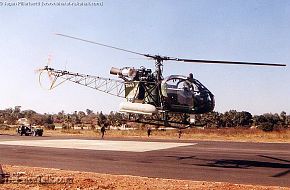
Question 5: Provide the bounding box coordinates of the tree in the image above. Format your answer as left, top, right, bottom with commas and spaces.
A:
30, 113, 46, 125
235, 111, 252, 127
45, 114, 54, 124
86, 109, 93, 115
253, 113, 282, 131
97, 111, 107, 127
44, 114, 55, 130
107, 111, 123, 127
4, 108, 17, 125
280, 111, 287, 125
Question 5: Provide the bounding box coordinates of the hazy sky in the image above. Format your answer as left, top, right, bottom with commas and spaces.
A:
0, 0, 289, 115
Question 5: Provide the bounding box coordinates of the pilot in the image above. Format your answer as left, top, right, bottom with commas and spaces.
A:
188, 73, 194, 81
184, 73, 194, 92
20, 125, 26, 136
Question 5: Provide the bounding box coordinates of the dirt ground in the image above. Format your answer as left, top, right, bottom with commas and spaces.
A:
1, 128, 290, 189
0, 165, 289, 190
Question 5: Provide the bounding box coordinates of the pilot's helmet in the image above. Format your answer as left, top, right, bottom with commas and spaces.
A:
189, 73, 193, 79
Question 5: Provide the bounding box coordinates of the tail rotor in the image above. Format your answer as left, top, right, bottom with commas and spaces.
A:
36, 55, 56, 90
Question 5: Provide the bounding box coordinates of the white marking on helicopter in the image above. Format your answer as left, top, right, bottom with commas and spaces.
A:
0, 139, 196, 152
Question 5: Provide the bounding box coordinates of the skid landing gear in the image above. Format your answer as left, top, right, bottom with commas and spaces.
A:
124, 112, 206, 138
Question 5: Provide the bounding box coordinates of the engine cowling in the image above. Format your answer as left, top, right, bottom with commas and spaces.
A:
110, 67, 136, 78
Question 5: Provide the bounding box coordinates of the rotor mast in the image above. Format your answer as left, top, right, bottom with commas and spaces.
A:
155, 56, 163, 83
155, 56, 164, 107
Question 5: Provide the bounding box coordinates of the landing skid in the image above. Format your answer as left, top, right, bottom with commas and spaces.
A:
124, 112, 206, 130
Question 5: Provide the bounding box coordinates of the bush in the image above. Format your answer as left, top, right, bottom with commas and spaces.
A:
90, 124, 96, 130
258, 122, 274, 132
0, 124, 10, 130
44, 123, 55, 130
61, 129, 81, 134
273, 124, 288, 131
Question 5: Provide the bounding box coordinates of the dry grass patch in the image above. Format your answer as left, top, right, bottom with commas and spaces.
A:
1, 165, 289, 190
1, 127, 290, 143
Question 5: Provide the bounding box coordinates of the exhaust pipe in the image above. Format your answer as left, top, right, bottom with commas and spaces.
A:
110, 67, 121, 75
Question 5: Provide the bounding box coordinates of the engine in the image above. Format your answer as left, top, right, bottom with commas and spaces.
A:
110, 66, 154, 81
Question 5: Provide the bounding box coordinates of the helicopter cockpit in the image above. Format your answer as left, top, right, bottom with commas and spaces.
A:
161, 74, 215, 114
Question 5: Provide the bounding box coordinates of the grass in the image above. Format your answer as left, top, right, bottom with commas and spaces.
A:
185, 128, 290, 142
1, 126, 290, 143
0, 127, 16, 135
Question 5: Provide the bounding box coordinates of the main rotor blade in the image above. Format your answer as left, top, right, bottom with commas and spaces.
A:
55, 33, 286, 67
55, 33, 152, 57
166, 57, 286, 67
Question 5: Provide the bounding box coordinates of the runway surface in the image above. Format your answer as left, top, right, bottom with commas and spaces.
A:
0, 135, 289, 187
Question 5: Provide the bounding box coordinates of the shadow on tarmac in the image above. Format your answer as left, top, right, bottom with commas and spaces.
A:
166, 154, 290, 178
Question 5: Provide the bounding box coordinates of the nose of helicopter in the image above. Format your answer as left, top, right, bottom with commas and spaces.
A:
193, 93, 215, 114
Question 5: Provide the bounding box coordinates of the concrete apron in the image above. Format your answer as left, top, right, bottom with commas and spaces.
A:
0, 139, 196, 152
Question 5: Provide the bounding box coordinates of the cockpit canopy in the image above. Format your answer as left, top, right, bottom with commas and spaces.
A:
161, 75, 215, 114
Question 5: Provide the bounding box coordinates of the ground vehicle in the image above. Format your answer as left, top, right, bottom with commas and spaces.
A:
17, 125, 43, 136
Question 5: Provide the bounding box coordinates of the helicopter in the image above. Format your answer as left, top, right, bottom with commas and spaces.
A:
39, 33, 286, 129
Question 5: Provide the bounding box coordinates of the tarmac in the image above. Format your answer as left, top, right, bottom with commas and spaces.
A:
0, 135, 289, 187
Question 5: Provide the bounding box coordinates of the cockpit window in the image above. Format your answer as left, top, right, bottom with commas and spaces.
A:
163, 78, 195, 92
161, 75, 215, 114
165, 78, 181, 89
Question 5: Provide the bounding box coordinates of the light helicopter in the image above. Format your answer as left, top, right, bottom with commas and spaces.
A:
39, 34, 286, 129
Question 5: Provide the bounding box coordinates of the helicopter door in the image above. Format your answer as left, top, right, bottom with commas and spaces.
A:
162, 77, 194, 112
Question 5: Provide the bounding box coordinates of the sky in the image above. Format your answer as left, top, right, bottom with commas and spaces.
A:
0, 0, 289, 115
